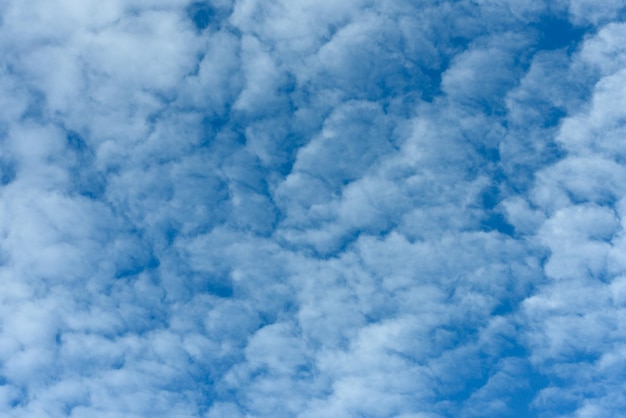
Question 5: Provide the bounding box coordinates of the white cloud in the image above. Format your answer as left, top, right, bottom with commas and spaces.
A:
568, 0, 626, 25
515, 15, 626, 416
1, 0, 626, 417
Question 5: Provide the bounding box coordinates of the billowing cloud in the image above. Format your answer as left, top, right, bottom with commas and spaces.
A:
0, 1, 625, 417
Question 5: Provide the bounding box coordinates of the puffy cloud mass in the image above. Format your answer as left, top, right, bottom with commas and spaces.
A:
0, 0, 625, 417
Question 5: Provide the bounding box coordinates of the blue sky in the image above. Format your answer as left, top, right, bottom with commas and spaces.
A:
1, 1, 626, 417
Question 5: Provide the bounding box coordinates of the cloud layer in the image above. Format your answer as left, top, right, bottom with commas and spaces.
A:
1, 1, 626, 417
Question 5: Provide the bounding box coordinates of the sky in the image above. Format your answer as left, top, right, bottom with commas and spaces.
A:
1, 0, 626, 417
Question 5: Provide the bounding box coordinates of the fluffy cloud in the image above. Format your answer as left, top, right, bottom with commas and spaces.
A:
1, 0, 625, 417
511, 18, 626, 418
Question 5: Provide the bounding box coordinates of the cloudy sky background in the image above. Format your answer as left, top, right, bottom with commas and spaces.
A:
1, 0, 626, 417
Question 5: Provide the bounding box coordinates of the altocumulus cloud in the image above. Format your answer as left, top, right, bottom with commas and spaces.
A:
0, 0, 625, 417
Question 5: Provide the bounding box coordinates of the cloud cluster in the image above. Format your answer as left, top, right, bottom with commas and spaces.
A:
0, 0, 625, 417
510, 21, 626, 416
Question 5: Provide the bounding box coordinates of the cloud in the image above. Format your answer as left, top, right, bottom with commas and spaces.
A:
567, 0, 626, 25
1, 0, 626, 417
512, 16, 626, 417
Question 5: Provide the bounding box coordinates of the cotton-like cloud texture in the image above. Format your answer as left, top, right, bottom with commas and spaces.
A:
1, 1, 625, 417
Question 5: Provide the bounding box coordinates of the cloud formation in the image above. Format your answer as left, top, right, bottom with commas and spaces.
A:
0, 0, 625, 417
